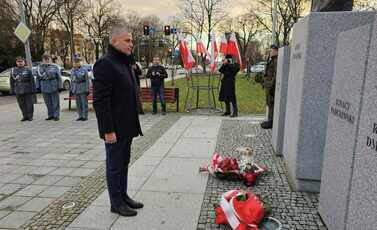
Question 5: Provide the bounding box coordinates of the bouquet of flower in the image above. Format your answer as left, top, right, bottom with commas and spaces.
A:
200, 152, 267, 186
215, 190, 270, 230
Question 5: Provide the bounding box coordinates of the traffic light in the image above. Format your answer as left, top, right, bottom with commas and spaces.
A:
164, 25, 171, 36
143, 25, 149, 36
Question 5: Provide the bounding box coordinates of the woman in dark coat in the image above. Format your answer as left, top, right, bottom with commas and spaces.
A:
219, 54, 240, 117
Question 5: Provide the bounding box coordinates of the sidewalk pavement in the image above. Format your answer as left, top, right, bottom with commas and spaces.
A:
67, 116, 222, 230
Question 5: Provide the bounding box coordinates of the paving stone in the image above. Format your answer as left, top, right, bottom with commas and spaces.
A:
0, 174, 22, 183
69, 206, 118, 229
55, 177, 82, 187
81, 161, 103, 169
0, 210, 10, 220
49, 167, 75, 176
111, 191, 203, 230
17, 197, 54, 212
69, 168, 95, 177
168, 138, 216, 159
0, 196, 32, 211
32, 175, 64, 185
12, 175, 36, 185
0, 211, 36, 229
0, 184, 25, 196
38, 186, 71, 198
15, 185, 48, 197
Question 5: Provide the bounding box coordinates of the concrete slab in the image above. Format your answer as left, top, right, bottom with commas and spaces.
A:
69, 205, 118, 229
111, 191, 203, 230
0, 196, 32, 210
38, 186, 71, 198
17, 197, 54, 212
141, 158, 208, 194
15, 185, 48, 197
168, 138, 216, 159
0, 211, 36, 229
32, 175, 63, 185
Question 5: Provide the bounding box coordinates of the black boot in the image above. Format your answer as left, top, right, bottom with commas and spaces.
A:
222, 102, 231, 116
123, 195, 144, 209
152, 101, 157, 115
261, 121, 273, 129
110, 205, 137, 216
161, 103, 166, 115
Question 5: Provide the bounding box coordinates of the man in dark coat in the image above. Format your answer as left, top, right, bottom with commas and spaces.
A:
130, 55, 145, 115
10, 56, 36, 121
93, 24, 143, 217
146, 56, 168, 115
261, 45, 278, 129
219, 54, 240, 117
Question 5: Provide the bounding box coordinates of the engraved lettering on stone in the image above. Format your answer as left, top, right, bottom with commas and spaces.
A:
330, 98, 354, 124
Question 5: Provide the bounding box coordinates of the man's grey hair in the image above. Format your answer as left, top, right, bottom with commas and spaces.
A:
109, 24, 132, 42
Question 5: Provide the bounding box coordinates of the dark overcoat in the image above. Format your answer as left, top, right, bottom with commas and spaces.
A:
218, 63, 240, 102
93, 45, 143, 139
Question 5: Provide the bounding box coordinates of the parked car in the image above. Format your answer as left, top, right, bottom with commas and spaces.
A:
0, 68, 12, 95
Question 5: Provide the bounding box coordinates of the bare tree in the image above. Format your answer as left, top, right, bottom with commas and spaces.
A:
55, 0, 87, 66
14, 0, 60, 59
81, 0, 120, 59
250, 0, 308, 46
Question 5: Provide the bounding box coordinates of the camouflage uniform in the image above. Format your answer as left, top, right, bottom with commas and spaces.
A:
263, 55, 278, 123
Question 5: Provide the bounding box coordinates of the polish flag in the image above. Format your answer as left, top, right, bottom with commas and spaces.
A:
219, 35, 228, 55
210, 33, 218, 73
178, 33, 195, 70
227, 32, 242, 68
196, 39, 210, 61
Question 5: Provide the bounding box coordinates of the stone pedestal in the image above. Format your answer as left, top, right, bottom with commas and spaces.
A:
272, 47, 291, 155
283, 11, 376, 192
319, 16, 377, 230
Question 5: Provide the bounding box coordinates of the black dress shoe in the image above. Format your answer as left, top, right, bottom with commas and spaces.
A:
81, 118, 88, 121
221, 112, 231, 116
45, 117, 53, 120
123, 196, 144, 209
76, 118, 82, 121
21, 118, 28, 122
28, 118, 33, 121
110, 205, 137, 217
261, 121, 273, 129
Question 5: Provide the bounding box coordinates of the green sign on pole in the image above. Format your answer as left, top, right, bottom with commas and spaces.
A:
14, 22, 31, 44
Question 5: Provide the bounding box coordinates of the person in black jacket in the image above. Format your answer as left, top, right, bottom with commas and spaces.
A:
219, 54, 240, 117
130, 55, 144, 115
146, 56, 168, 115
93, 24, 143, 217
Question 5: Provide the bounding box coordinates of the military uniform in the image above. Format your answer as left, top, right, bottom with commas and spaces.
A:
71, 66, 90, 120
36, 64, 63, 120
263, 55, 278, 124
10, 66, 36, 121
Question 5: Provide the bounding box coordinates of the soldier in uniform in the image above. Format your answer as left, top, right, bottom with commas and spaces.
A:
36, 54, 63, 121
261, 45, 279, 129
10, 56, 36, 121
71, 57, 90, 121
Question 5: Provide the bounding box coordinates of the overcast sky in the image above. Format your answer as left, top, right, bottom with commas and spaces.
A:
120, 0, 251, 23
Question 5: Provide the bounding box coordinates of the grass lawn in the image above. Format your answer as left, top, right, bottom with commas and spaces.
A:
141, 73, 266, 114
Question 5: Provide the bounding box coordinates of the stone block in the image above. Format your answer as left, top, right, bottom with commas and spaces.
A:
283, 11, 376, 192
272, 46, 291, 155
319, 23, 373, 230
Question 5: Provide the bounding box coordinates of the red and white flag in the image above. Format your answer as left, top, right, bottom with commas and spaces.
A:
227, 32, 242, 68
219, 35, 228, 55
196, 39, 210, 61
178, 33, 195, 70
210, 33, 218, 73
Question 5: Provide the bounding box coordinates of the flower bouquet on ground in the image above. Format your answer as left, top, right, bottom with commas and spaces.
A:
199, 152, 267, 186
214, 189, 272, 230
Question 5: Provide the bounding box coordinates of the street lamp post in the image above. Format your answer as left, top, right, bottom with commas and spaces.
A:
19, 0, 32, 67
272, 0, 278, 45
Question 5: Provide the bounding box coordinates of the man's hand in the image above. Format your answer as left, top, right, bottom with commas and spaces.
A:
105, 132, 117, 144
